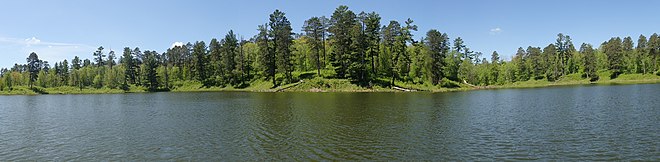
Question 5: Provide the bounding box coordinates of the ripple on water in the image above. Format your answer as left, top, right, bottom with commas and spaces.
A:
1, 86, 659, 160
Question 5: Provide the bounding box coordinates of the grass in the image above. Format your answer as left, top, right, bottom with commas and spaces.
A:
490, 71, 660, 89
2, 70, 660, 95
45, 86, 145, 94
0, 86, 39, 95
596, 73, 660, 85
286, 77, 389, 92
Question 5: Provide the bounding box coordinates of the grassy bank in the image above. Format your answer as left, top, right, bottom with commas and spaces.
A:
2, 71, 660, 95
489, 72, 660, 89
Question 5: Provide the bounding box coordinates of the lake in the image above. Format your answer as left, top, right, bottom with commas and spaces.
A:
0, 84, 658, 160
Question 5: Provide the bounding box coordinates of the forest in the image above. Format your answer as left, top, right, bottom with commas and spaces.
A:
1, 5, 660, 93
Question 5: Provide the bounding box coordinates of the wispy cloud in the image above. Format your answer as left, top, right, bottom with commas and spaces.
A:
0, 36, 86, 47
0, 36, 94, 66
171, 42, 183, 48
489, 27, 502, 35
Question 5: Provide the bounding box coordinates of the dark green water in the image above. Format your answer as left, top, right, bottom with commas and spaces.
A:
0, 84, 658, 160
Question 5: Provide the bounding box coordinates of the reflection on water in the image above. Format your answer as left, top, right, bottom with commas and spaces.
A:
0, 84, 658, 160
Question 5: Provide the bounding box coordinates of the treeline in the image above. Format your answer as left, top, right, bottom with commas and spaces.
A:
1, 5, 660, 92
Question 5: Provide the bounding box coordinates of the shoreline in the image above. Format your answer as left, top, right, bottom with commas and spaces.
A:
2, 76, 659, 95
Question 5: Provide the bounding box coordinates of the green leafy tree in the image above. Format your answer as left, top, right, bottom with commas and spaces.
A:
209, 38, 223, 84
72, 56, 81, 70
292, 38, 311, 72
363, 12, 381, 76
269, 9, 295, 84
240, 40, 256, 82
192, 41, 209, 84
490, 51, 500, 84
133, 47, 144, 84
526, 46, 543, 80
256, 24, 276, 86
454, 37, 466, 59
604, 37, 624, 78
4, 71, 13, 91
93, 46, 106, 67
408, 42, 426, 83
142, 50, 160, 90
637, 34, 649, 74
543, 44, 559, 81
26, 52, 41, 88
108, 50, 116, 69
303, 16, 325, 75
121, 47, 136, 85
555, 33, 575, 76
580, 43, 597, 81
347, 12, 369, 84
513, 47, 528, 81
329, 5, 357, 79
236, 38, 250, 85
222, 30, 239, 85
83, 59, 91, 67
381, 20, 401, 78
622, 36, 635, 74
649, 33, 660, 73
319, 16, 330, 68
395, 18, 417, 82
424, 29, 450, 85
458, 57, 475, 84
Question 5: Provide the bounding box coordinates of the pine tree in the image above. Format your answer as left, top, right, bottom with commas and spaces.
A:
363, 12, 381, 77
192, 41, 208, 84
222, 30, 239, 85
604, 37, 624, 78
257, 24, 276, 86
636, 34, 649, 74
142, 50, 160, 91
209, 38, 223, 84
329, 5, 357, 79
93, 46, 106, 67
269, 9, 294, 84
26, 52, 41, 88
303, 16, 324, 76
121, 47, 136, 85
580, 43, 597, 81
424, 29, 449, 85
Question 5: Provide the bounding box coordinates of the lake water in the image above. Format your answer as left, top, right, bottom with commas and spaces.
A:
0, 84, 658, 160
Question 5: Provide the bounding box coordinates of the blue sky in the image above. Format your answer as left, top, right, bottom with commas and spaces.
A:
1, 0, 658, 68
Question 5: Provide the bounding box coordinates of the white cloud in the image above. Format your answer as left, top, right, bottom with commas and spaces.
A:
24, 37, 41, 46
0, 36, 83, 47
490, 27, 502, 35
171, 42, 183, 48
0, 36, 94, 67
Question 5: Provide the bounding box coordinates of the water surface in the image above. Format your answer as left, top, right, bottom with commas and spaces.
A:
0, 84, 658, 160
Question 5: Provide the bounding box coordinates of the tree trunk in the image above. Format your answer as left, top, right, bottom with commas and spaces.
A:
317, 50, 321, 76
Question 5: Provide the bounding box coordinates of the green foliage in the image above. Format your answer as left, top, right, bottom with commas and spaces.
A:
303, 16, 325, 75
425, 29, 450, 85
270, 9, 295, 84
363, 12, 381, 77
347, 13, 369, 84
329, 5, 356, 79
440, 78, 460, 88
192, 41, 209, 84
93, 46, 106, 67
580, 43, 598, 81
142, 50, 160, 91
2, 6, 660, 95
604, 37, 624, 78
26, 52, 40, 88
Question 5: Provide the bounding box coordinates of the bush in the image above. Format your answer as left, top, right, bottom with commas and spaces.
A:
440, 78, 460, 88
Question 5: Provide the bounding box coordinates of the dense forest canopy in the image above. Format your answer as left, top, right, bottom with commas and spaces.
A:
1, 5, 659, 92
